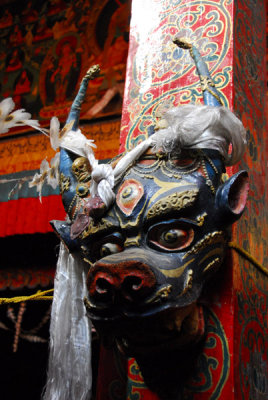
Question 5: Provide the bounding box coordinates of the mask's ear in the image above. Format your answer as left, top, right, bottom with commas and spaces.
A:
215, 170, 249, 225
50, 220, 79, 253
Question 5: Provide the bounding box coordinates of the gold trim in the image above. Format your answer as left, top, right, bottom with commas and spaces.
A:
146, 284, 172, 304
207, 87, 223, 106
81, 218, 114, 239
83, 296, 104, 310
147, 189, 199, 220
203, 257, 221, 274
200, 75, 215, 90
198, 248, 224, 266
59, 173, 71, 193
177, 269, 193, 297
76, 183, 90, 197
201, 158, 215, 194
158, 258, 194, 278
84, 64, 100, 80
129, 170, 156, 180
160, 164, 182, 180
67, 193, 78, 216
150, 177, 193, 203
200, 75, 223, 106
196, 212, 208, 226
203, 153, 219, 175
115, 200, 147, 229
162, 158, 201, 176
124, 234, 142, 248
59, 120, 75, 139
132, 162, 162, 178
183, 231, 226, 259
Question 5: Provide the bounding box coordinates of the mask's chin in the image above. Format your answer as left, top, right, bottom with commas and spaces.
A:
92, 303, 206, 356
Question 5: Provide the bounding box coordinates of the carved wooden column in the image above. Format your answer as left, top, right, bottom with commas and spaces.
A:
117, 1, 267, 399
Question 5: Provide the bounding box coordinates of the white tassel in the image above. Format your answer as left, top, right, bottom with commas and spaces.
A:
43, 244, 92, 400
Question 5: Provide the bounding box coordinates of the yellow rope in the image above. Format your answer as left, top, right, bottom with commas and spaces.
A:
0, 288, 54, 305
0, 243, 266, 306
228, 241, 268, 276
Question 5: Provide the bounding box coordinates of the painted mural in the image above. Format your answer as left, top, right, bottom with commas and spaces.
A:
0, 0, 130, 133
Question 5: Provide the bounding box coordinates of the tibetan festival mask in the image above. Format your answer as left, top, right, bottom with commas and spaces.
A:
51, 40, 248, 356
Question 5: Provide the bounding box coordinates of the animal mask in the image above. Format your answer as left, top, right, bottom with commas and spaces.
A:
51, 40, 248, 355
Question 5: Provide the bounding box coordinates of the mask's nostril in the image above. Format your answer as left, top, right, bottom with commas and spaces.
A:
87, 262, 156, 306
123, 275, 143, 292
96, 278, 113, 294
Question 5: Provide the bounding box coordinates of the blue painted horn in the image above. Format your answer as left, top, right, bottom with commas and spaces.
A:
51, 65, 100, 249
173, 38, 223, 106
59, 65, 100, 216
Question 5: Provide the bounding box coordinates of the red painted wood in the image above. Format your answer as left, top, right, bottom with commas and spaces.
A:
120, 0, 234, 153
0, 195, 65, 237
118, 1, 236, 398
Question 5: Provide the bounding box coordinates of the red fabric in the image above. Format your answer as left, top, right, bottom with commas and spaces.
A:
0, 195, 66, 237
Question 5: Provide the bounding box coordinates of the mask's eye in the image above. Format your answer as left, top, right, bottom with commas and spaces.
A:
91, 232, 124, 261
148, 222, 194, 252
100, 243, 123, 258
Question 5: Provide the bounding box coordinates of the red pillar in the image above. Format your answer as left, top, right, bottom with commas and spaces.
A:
117, 1, 267, 399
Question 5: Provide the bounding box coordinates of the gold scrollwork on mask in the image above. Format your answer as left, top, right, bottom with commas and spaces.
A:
158, 258, 194, 278
196, 212, 208, 226
182, 231, 226, 259
198, 247, 224, 266
115, 199, 148, 230
203, 257, 221, 274
84, 296, 104, 310
147, 189, 199, 219
81, 219, 114, 239
177, 269, 193, 297
124, 234, 142, 248
146, 284, 172, 304
60, 173, 70, 193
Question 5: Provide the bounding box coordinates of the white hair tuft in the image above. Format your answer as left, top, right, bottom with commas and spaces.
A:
151, 105, 247, 165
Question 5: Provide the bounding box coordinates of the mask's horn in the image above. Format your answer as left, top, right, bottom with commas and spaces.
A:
59, 65, 100, 217
173, 38, 223, 106
65, 64, 100, 130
